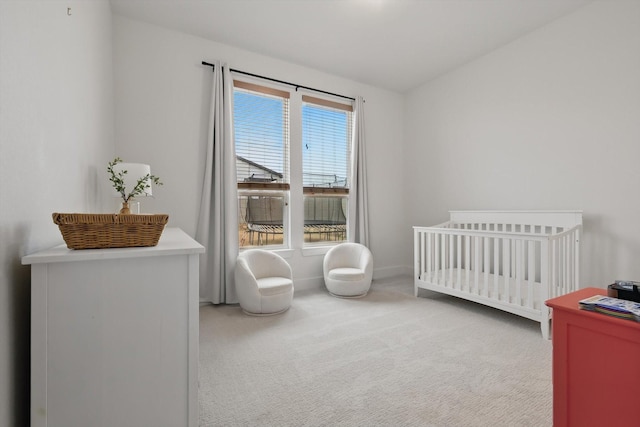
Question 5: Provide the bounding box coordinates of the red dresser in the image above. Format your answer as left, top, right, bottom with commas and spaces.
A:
546, 288, 640, 427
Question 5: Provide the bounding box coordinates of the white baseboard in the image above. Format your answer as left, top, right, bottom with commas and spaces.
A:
373, 265, 412, 280
294, 276, 325, 292
293, 264, 412, 293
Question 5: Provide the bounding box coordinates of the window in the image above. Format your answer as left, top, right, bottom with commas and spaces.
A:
234, 79, 353, 249
302, 96, 352, 244
234, 81, 289, 248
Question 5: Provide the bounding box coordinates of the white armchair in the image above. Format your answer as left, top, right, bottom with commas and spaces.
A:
235, 249, 294, 315
323, 243, 373, 298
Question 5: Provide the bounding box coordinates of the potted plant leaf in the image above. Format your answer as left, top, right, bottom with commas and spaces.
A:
107, 157, 162, 214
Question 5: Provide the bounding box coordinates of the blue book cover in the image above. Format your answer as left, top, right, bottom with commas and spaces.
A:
579, 295, 640, 322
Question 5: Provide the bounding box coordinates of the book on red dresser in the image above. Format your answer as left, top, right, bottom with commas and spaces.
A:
578, 294, 640, 322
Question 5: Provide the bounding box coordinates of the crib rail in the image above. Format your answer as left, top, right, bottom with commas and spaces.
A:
449, 210, 583, 230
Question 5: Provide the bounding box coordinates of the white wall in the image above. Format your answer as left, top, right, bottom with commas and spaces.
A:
112, 16, 407, 288
0, 1, 114, 424
404, 0, 640, 286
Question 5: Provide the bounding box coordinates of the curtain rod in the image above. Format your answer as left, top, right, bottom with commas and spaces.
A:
201, 61, 356, 102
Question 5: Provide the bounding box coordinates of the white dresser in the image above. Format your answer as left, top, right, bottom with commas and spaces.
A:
22, 227, 205, 427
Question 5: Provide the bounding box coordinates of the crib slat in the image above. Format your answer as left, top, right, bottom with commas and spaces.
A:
424, 231, 428, 280
474, 236, 480, 295
434, 233, 440, 285
564, 234, 570, 295
440, 232, 445, 285
425, 232, 430, 282
567, 235, 572, 293
439, 234, 447, 286
493, 237, 500, 298
551, 238, 557, 298
465, 235, 470, 290
449, 234, 454, 287
415, 229, 419, 286
423, 232, 428, 280
560, 235, 565, 295
418, 231, 424, 280
573, 228, 580, 291
503, 239, 510, 303
557, 235, 563, 295
567, 234, 573, 293
528, 240, 535, 309
483, 237, 489, 297
566, 233, 572, 293
560, 236, 566, 295
456, 234, 462, 290
516, 239, 523, 305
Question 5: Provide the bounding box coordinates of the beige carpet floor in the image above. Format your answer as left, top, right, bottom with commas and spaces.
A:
199, 276, 552, 426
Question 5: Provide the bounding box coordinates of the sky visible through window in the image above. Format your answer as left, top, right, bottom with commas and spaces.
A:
302, 104, 348, 188
234, 90, 349, 187
234, 91, 285, 175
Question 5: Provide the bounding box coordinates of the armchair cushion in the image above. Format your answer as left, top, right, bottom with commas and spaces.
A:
326, 268, 366, 282
256, 277, 294, 296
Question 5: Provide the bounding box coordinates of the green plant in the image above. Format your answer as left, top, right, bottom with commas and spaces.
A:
107, 157, 163, 203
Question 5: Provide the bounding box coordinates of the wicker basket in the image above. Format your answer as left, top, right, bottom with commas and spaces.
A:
52, 213, 169, 249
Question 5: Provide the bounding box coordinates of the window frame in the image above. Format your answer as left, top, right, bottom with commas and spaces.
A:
232, 76, 354, 251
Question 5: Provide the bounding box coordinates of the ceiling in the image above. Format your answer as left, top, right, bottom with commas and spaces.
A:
109, 0, 591, 93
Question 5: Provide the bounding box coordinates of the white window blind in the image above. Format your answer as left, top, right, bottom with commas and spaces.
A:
234, 80, 290, 190
302, 95, 353, 194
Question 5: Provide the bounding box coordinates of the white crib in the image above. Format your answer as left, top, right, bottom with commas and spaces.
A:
414, 211, 582, 338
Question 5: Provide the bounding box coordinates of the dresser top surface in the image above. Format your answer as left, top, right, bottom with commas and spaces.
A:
546, 287, 606, 311
22, 227, 205, 265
